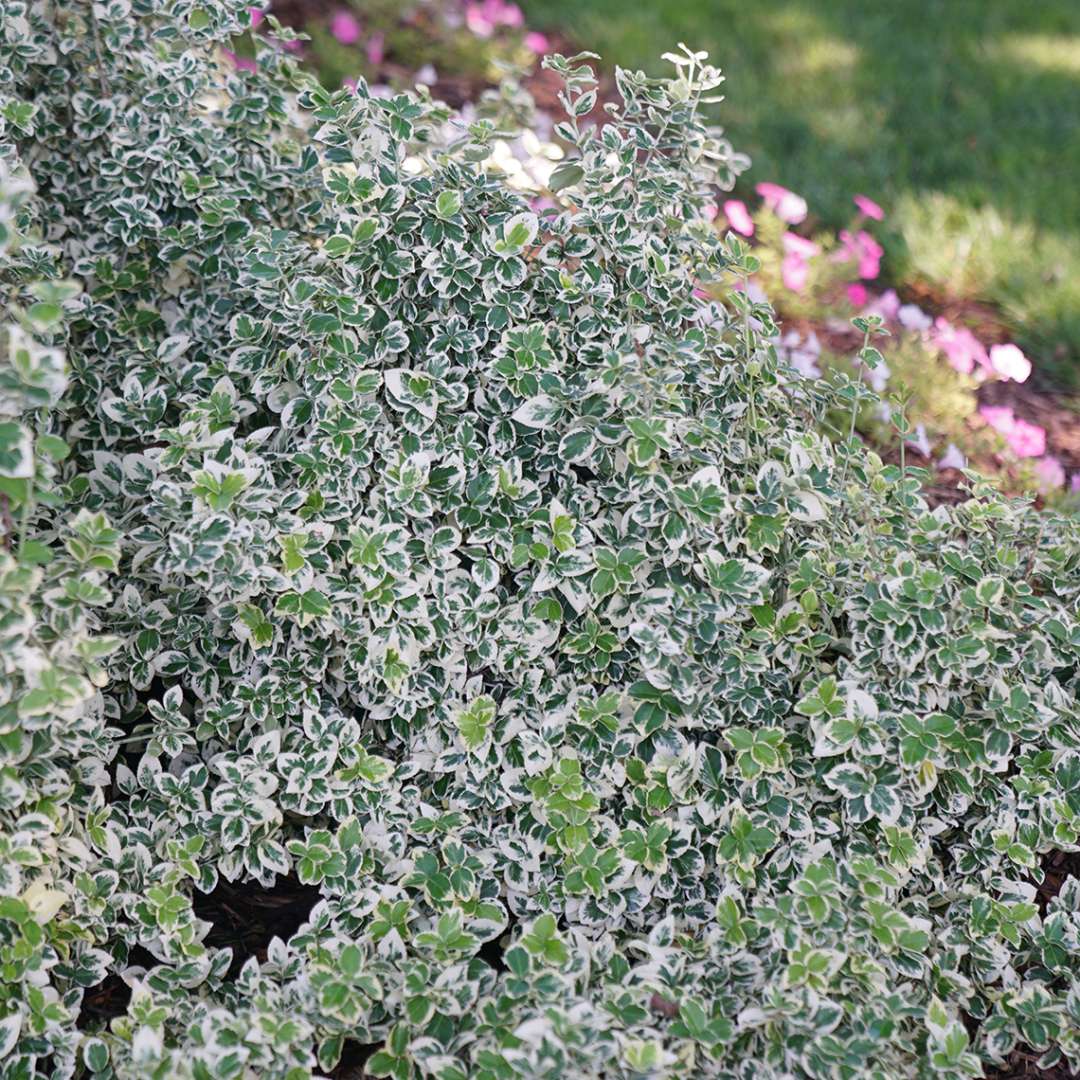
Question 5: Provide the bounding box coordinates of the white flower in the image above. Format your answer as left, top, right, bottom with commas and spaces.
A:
897, 303, 932, 332
938, 443, 966, 470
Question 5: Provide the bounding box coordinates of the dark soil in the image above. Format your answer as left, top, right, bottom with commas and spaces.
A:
77, 971, 133, 1029
327, 1040, 381, 1079
191, 873, 322, 977
986, 1047, 1079, 1079
1036, 848, 1080, 916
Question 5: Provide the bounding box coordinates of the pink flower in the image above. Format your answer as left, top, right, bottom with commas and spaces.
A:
988, 343, 1031, 383
723, 199, 754, 236
1009, 419, 1047, 458
223, 50, 257, 72
701, 204, 719, 223
1034, 456, 1065, 492
465, 2, 493, 35
782, 232, 819, 259
1070, 473, 1080, 493
466, 0, 522, 37
846, 283, 868, 307
524, 31, 550, 54
780, 233, 818, 292
756, 182, 807, 225
930, 317, 989, 375
856, 231, 882, 279
330, 9, 361, 44
865, 288, 901, 322
249, 7, 265, 27
365, 30, 384, 65
979, 406, 1046, 458
854, 194, 884, 220
782, 253, 810, 292
835, 229, 882, 279
979, 405, 1015, 434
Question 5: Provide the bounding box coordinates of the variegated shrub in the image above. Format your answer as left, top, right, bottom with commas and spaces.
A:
1, 3, 1079, 1078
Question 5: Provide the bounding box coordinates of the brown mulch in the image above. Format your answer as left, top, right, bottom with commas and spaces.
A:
190, 873, 322, 977
1036, 849, 1080, 916
986, 1047, 1079, 1079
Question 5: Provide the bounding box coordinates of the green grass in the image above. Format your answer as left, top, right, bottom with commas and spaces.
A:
524, 0, 1080, 385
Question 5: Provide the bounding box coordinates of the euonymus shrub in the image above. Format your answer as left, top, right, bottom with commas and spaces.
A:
1, 3, 1079, 1078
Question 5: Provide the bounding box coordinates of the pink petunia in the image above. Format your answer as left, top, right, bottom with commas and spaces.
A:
701, 204, 719, 223
723, 199, 754, 237
864, 288, 901, 322
854, 194, 884, 220
846, 283, 868, 307
365, 30, 384, 65
988, 343, 1031, 383
501, 2, 524, 28
465, 2, 492, 35
330, 9, 361, 44
980, 405, 1046, 458
856, 231, 882, 279
1008, 419, 1047, 458
249, 7, 265, 27
930, 317, 989, 375
979, 405, 1014, 434
835, 229, 883, 280
1070, 473, 1080, 493
756, 182, 807, 225
781, 253, 810, 292
1034, 456, 1065, 491
223, 50, 257, 71
782, 232, 820, 259
524, 31, 550, 54
466, 0, 522, 37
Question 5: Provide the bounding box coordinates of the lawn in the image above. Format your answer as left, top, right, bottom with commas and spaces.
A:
524, 0, 1080, 386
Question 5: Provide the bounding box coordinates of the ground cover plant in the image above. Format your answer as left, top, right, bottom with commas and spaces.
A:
241, 0, 1080, 503
1, 3, 1080, 1079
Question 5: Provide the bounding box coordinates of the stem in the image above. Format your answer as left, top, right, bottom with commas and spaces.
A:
86, 2, 110, 97
0, 494, 13, 551
898, 401, 906, 481
836, 329, 869, 497
741, 275, 757, 434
